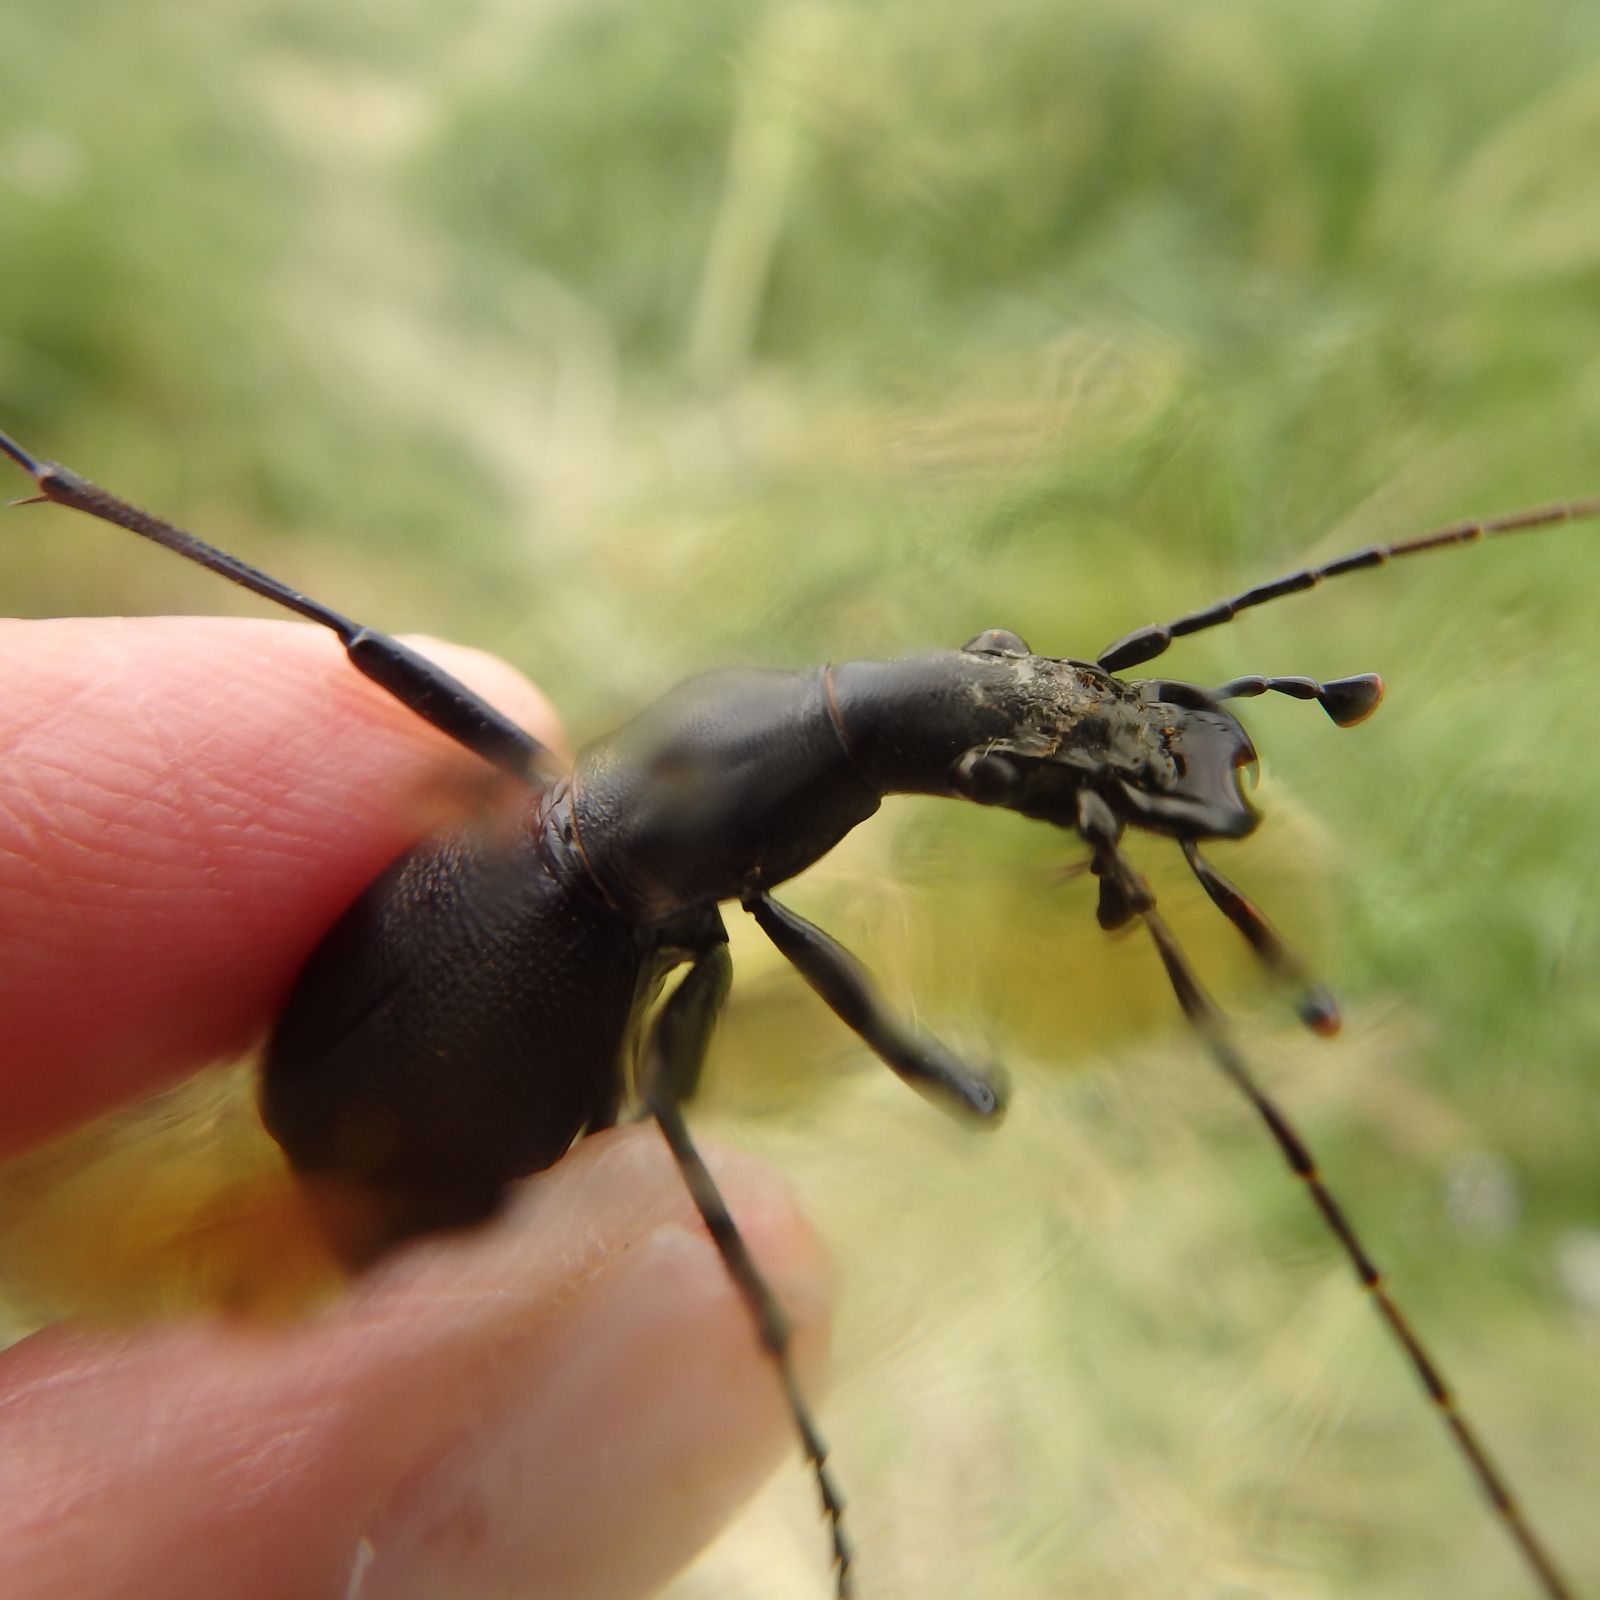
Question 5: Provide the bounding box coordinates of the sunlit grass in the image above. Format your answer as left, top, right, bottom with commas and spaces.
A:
3, 0, 1599, 1594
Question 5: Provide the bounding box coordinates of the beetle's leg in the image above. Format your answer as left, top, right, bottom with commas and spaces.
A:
742, 891, 1005, 1121
1178, 840, 1340, 1036
1072, 791, 1576, 1600
0, 428, 555, 783
639, 937, 854, 1599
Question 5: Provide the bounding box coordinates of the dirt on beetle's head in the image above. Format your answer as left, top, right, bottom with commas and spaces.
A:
946, 631, 1261, 843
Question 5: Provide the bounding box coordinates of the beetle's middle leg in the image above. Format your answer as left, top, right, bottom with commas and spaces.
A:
640, 931, 854, 1599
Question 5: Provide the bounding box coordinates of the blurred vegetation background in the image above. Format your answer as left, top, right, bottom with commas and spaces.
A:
3, 0, 1600, 1595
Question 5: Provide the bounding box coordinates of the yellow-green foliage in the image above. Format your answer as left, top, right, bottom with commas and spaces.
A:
0, 1063, 344, 1328
3, 1, 1599, 1595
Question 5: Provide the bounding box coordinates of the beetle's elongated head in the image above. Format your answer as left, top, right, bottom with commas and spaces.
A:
943, 632, 1355, 1036
830, 631, 1261, 844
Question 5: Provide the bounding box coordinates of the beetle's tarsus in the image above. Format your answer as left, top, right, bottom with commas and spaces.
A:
1178, 840, 1343, 1038
0, 427, 44, 477
1298, 986, 1342, 1037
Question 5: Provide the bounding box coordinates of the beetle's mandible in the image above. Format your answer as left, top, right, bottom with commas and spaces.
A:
3, 426, 1593, 1600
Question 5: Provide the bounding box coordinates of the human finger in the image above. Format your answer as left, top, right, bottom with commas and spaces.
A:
0, 1126, 833, 1600
0, 615, 560, 1152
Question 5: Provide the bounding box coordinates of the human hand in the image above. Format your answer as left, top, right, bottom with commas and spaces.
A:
0, 616, 830, 1600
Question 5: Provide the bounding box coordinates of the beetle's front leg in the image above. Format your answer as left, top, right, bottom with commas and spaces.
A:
640, 932, 854, 1598
742, 890, 1005, 1121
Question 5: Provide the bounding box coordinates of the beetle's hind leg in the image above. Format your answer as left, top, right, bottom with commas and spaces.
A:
0, 427, 556, 784
640, 929, 854, 1598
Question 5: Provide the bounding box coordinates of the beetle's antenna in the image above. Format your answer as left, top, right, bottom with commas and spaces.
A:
1098, 497, 1600, 674
0, 427, 560, 785
1178, 840, 1339, 1036
1208, 672, 1384, 727
1074, 794, 1575, 1600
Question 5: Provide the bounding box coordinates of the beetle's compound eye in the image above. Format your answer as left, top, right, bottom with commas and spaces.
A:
954, 748, 1022, 804
961, 627, 1031, 658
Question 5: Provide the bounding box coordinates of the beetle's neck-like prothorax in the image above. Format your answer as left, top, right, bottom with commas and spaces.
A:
828, 652, 1119, 797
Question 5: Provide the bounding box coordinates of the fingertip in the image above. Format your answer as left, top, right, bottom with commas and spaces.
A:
356, 1131, 834, 1599
0, 1128, 833, 1600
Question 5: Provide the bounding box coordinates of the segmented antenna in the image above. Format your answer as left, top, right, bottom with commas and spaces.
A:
0, 427, 557, 783
1209, 672, 1384, 727
1099, 498, 1600, 674
1073, 795, 1576, 1600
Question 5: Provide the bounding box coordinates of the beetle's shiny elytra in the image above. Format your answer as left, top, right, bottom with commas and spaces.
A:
4, 425, 1594, 1600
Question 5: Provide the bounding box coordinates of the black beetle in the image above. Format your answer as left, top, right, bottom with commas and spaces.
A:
2, 427, 1591, 1599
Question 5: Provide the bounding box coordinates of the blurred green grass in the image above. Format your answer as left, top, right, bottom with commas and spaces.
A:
3, 0, 1600, 1595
